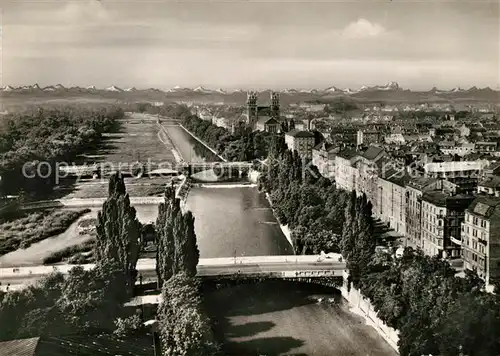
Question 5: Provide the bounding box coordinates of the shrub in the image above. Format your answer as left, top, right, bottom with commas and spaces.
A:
113, 314, 145, 339
42, 239, 95, 265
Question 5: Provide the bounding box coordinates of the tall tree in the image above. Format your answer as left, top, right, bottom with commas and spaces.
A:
158, 273, 219, 356
94, 173, 141, 295
155, 186, 178, 287
176, 211, 199, 277
156, 185, 200, 287
341, 190, 357, 289
351, 194, 375, 285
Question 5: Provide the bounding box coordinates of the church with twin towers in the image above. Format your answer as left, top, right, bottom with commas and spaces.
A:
246, 91, 281, 133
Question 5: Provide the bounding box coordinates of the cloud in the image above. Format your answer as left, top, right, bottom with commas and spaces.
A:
54, 0, 112, 24
341, 18, 387, 39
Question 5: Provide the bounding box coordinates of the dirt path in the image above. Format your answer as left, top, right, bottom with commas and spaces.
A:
0, 210, 95, 267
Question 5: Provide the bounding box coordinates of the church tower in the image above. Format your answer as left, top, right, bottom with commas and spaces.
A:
270, 91, 280, 118
246, 91, 258, 125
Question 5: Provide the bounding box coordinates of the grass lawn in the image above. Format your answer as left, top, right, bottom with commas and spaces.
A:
0, 209, 91, 256
59, 177, 169, 199
99, 121, 176, 164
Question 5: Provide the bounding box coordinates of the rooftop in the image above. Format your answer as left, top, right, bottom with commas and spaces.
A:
0, 337, 39, 356
362, 146, 385, 161
336, 148, 358, 160
479, 176, 500, 189
256, 116, 279, 126
486, 161, 500, 172
286, 129, 315, 138
380, 169, 409, 187
422, 191, 474, 208
468, 197, 500, 218
0, 334, 154, 356
313, 141, 337, 152
407, 177, 440, 190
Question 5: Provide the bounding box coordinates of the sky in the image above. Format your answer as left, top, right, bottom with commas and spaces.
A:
0, 0, 499, 90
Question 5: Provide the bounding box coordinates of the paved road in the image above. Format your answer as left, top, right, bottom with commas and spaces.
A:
0, 255, 346, 291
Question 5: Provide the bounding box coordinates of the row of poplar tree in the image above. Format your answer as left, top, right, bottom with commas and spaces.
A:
259, 135, 500, 356
95, 174, 219, 355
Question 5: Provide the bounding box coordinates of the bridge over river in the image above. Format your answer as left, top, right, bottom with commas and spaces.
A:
0, 255, 346, 290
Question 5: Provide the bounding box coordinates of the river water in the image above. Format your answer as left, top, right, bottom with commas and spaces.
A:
1, 115, 397, 354
186, 187, 293, 258
0, 119, 291, 267
164, 123, 293, 257
163, 125, 221, 163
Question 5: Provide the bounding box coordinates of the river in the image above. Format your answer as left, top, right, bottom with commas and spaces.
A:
162, 125, 222, 163
164, 123, 292, 257
0, 115, 398, 354
186, 186, 293, 258
0, 118, 291, 266
166, 122, 397, 355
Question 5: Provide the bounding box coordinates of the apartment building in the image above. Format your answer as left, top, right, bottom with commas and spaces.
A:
353, 146, 387, 213
405, 178, 442, 248
378, 174, 408, 235
421, 191, 474, 258
312, 142, 339, 179
284, 130, 315, 159
423, 161, 489, 194
335, 149, 359, 192
440, 143, 475, 157
475, 141, 497, 153
461, 197, 500, 284
478, 176, 500, 197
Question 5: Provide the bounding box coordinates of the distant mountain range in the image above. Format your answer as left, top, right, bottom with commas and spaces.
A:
1, 82, 498, 103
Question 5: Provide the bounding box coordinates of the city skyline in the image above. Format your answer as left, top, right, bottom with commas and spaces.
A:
1, 0, 499, 90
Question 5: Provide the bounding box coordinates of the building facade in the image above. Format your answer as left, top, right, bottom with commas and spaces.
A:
335, 149, 359, 192
421, 192, 474, 258
461, 197, 500, 284
255, 117, 280, 133
354, 146, 387, 215
405, 178, 441, 248
423, 161, 489, 194
379, 175, 408, 235
312, 142, 339, 179
284, 130, 315, 159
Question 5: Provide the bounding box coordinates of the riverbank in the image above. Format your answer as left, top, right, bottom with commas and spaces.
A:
265, 193, 293, 249
0, 209, 91, 258
340, 272, 400, 353
157, 123, 184, 163
178, 124, 227, 162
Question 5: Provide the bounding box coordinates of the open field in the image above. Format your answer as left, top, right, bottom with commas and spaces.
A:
89, 120, 176, 164
56, 177, 169, 199
53, 113, 177, 200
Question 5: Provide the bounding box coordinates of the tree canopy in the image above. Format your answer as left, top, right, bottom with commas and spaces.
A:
95, 173, 141, 295
155, 185, 199, 287
0, 106, 123, 197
